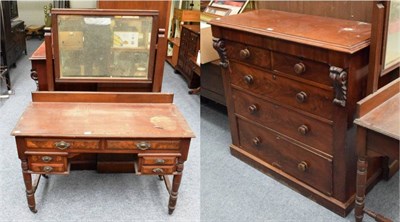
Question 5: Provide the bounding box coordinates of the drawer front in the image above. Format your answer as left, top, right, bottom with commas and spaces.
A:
237, 118, 333, 195
225, 40, 271, 70
106, 140, 180, 150
28, 154, 66, 164
140, 165, 176, 175
272, 52, 332, 86
141, 156, 177, 165
26, 139, 100, 150
29, 163, 67, 173
230, 62, 334, 120
232, 89, 333, 155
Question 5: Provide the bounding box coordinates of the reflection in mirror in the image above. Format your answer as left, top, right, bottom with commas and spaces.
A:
58, 15, 153, 79
384, 0, 400, 70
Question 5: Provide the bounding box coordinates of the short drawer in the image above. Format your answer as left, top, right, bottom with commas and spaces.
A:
106, 140, 180, 150
225, 40, 271, 70
29, 163, 68, 174
237, 118, 333, 195
140, 156, 178, 165
272, 52, 332, 86
27, 153, 67, 164
26, 138, 100, 150
140, 165, 176, 175
230, 62, 334, 120
232, 89, 333, 155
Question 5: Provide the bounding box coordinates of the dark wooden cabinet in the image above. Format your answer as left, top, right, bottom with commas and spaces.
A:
176, 24, 200, 89
210, 9, 375, 216
201, 60, 225, 105
1, 1, 27, 68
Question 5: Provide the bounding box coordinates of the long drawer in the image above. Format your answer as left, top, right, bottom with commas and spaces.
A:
237, 118, 333, 195
232, 88, 334, 155
26, 138, 99, 150
229, 62, 334, 120
106, 140, 180, 150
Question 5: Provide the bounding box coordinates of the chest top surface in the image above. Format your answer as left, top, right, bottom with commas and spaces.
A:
182, 24, 200, 34
209, 9, 371, 53
12, 102, 195, 138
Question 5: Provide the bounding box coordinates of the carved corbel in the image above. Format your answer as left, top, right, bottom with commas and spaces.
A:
329, 66, 348, 107
212, 38, 229, 69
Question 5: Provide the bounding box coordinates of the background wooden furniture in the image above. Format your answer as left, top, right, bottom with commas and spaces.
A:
210, 10, 373, 216
1, 1, 26, 79
354, 78, 399, 222
12, 91, 194, 214
201, 59, 225, 105
166, 9, 200, 69
256, 1, 373, 22
176, 24, 200, 89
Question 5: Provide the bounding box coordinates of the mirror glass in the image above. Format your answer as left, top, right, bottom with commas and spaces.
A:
57, 15, 153, 79
383, 0, 400, 70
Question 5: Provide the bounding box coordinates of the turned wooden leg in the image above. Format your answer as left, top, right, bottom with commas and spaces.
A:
355, 157, 368, 222
21, 161, 37, 213
168, 162, 184, 215
355, 127, 367, 222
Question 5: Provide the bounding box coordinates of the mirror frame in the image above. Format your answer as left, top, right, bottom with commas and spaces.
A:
51, 9, 159, 84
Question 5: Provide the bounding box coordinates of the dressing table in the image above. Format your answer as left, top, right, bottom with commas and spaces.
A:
12, 91, 194, 214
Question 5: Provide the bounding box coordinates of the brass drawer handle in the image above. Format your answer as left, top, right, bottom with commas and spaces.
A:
294, 62, 306, 74
252, 137, 261, 146
298, 125, 309, 135
155, 159, 165, 164
239, 48, 251, 59
54, 141, 70, 150
152, 168, 164, 174
43, 166, 53, 173
248, 104, 258, 114
136, 142, 151, 150
243, 75, 254, 85
297, 161, 309, 172
41, 156, 53, 162
296, 91, 308, 103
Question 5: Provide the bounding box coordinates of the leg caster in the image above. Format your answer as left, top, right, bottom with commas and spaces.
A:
29, 207, 38, 213
158, 175, 164, 181
43, 174, 49, 179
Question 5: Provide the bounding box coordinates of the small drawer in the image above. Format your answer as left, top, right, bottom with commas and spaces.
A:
237, 118, 333, 195
272, 52, 332, 86
232, 89, 333, 155
140, 165, 176, 175
106, 140, 180, 150
29, 163, 68, 174
141, 156, 177, 165
230, 62, 334, 120
26, 139, 100, 150
225, 40, 271, 70
27, 154, 66, 164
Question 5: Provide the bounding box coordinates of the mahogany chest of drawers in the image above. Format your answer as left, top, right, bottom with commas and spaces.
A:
210, 10, 372, 216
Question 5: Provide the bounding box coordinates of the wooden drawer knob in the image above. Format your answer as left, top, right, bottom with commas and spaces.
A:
296, 91, 308, 103
252, 137, 261, 146
41, 156, 53, 162
136, 141, 151, 150
297, 161, 308, 172
152, 168, 164, 174
54, 141, 70, 150
294, 62, 306, 74
43, 166, 53, 173
243, 75, 254, 85
298, 125, 309, 135
248, 104, 258, 113
239, 48, 251, 59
